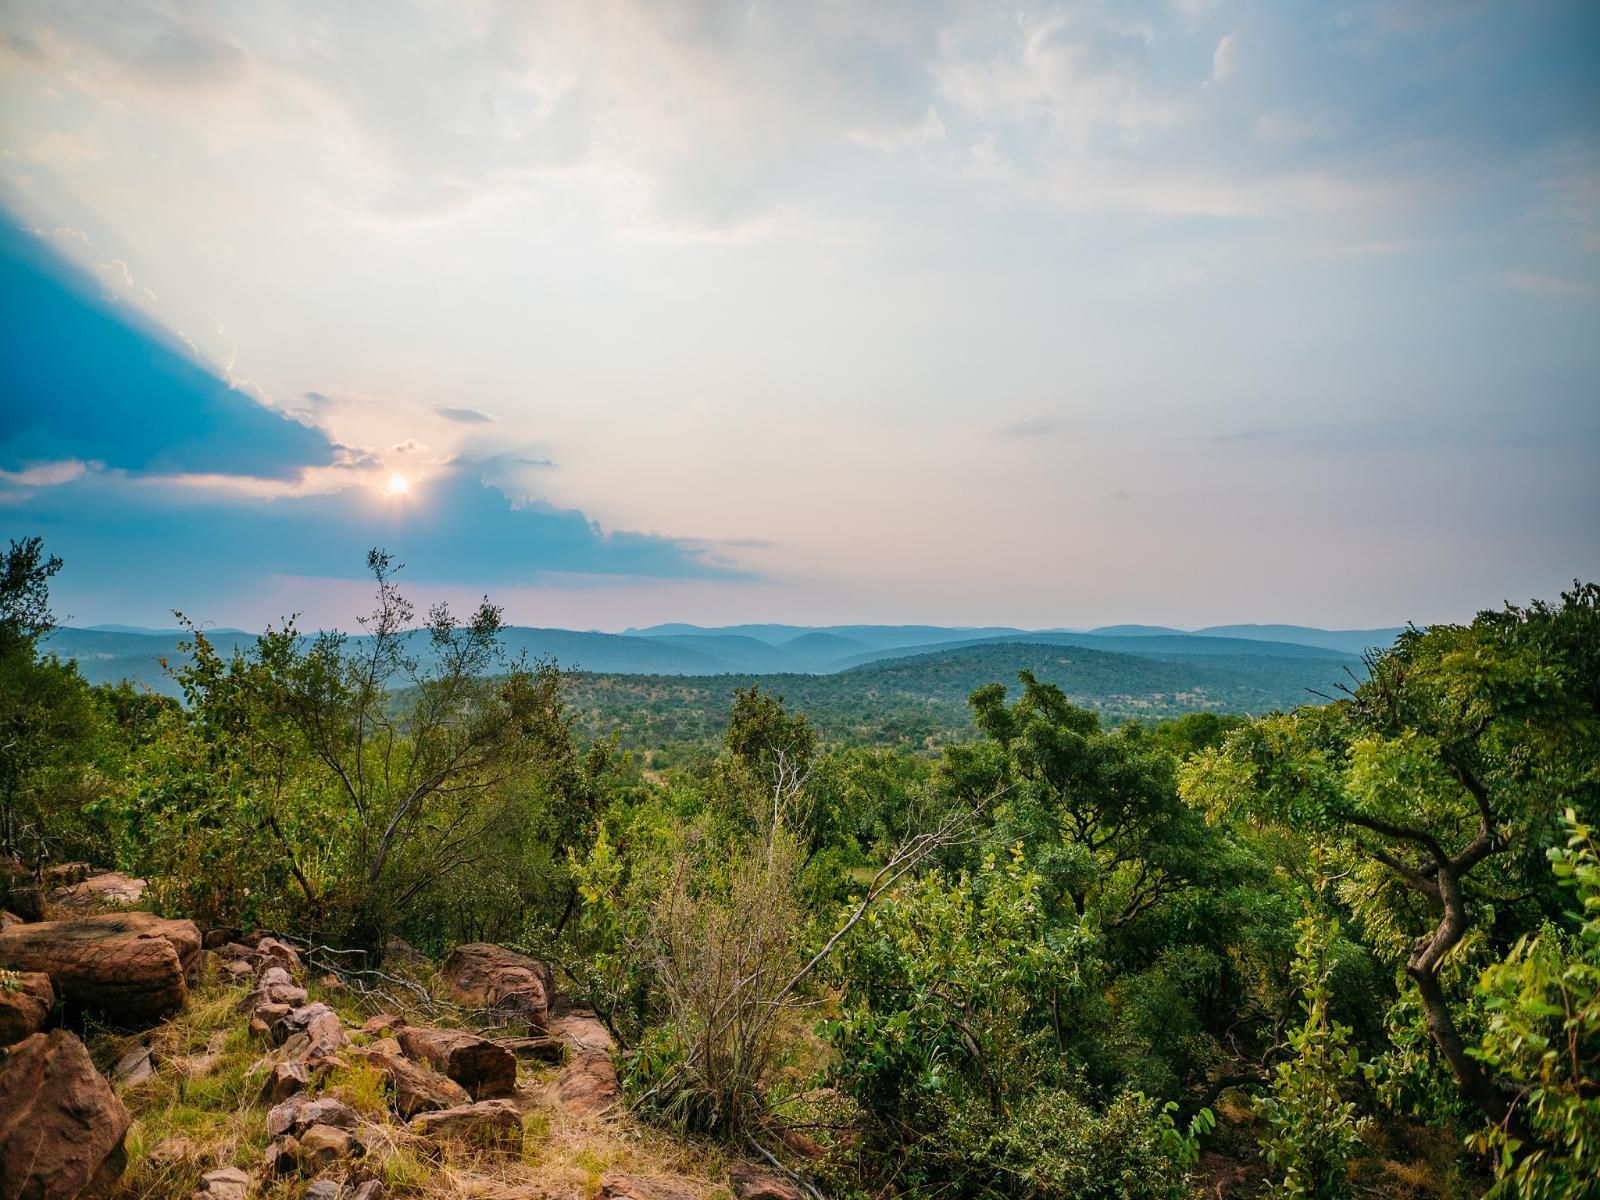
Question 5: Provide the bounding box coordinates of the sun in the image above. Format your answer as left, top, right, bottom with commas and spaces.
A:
386, 473, 409, 495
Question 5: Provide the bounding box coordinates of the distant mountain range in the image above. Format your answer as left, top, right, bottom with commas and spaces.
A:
40, 621, 1403, 701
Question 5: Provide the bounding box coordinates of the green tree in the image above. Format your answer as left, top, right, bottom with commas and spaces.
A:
1184, 584, 1600, 1133
1471, 810, 1600, 1200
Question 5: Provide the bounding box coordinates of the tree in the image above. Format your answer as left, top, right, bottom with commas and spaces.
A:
1183, 584, 1600, 1134
0, 538, 104, 861
146, 549, 583, 953
948, 671, 1206, 930
1471, 810, 1600, 1200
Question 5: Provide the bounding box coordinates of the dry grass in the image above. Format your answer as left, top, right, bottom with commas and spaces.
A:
97, 958, 745, 1200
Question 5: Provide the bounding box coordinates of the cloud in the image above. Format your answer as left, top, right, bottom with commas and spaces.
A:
434, 404, 495, 424
10, 463, 750, 613
0, 218, 336, 480
1210, 33, 1237, 83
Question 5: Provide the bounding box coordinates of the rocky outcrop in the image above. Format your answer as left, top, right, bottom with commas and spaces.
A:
441, 943, 553, 1031
276, 1003, 347, 1059
46, 872, 146, 914
0, 1030, 131, 1200
260, 1060, 309, 1104
409, 1099, 522, 1147
192, 1166, 250, 1200
551, 1012, 619, 1116
357, 1046, 470, 1118
0, 912, 200, 1025
397, 1026, 516, 1099
595, 1176, 696, 1200
0, 971, 53, 1044
266, 1094, 359, 1139
297, 1124, 358, 1174
729, 1166, 804, 1200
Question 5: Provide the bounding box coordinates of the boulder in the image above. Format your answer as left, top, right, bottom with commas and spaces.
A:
305, 1182, 342, 1200
0, 912, 200, 1025
46, 872, 146, 914
42, 864, 91, 888
277, 1003, 346, 1059
260, 1060, 309, 1104
548, 1011, 615, 1056
555, 1047, 619, 1116
0, 971, 53, 1044
193, 1166, 250, 1200
254, 938, 302, 974
729, 1166, 803, 1200
440, 944, 553, 1031
496, 1035, 565, 1064
266, 1094, 359, 1138
357, 1046, 469, 1118
361, 1014, 402, 1037
397, 1026, 515, 1099
595, 1176, 696, 1200
296, 1124, 357, 1174
262, 1138, 299, 1178
238, 966, 307, 1014
409, 1099, 522, 1147
0, 1030, 131, 1200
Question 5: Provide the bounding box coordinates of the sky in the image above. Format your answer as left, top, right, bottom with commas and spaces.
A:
1, 0, 1597, 634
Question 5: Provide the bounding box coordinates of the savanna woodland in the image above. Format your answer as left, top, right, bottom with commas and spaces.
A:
2, 536, 1597, 1200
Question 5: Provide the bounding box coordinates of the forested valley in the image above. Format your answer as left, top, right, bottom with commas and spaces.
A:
3, 536, 1597, 1200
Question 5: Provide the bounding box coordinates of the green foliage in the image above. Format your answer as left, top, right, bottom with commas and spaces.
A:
1470, 811, 1600, 1200
1256, 879, 1369, 1200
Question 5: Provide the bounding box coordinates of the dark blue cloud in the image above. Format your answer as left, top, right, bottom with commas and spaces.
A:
12, 464, 746, 618
0, 218, 336, 480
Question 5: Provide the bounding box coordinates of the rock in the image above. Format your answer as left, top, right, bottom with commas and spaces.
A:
495, 1035, 565, 1063
0, 911, 25, 931
194, 1166, 251, 1200
254, 937, 302, 974
366, 1036, 401, 1058
397, 1027, 515, 1099
266, 1093, 359, 1138
297, 1124, 357, 1174
41, 864, 91, 887
595, 1176, 696, 1200
305, 1182, 342, 1200
238, 966, 307, 1014
440, 944, 553, 1031
248, 1016, 272, 1044
346, 1182, 383, 1200
202, 928, 239, 951
277, 1003, 346, 1059
729, 1166, 803, 1200
262, 1138, 299, 1178
224, 960, 254, 983
46, 872, 147, 914
548, 1012, 615, 1056
555, 1049, 618, 1116
111, 1043, 154, 1086
409, 1099, 522, 1147
357, 1046, 469, 1118
260, 1060, 309, 1104
0, 1030, 131, 1200
0, 912, 201, 1025
218, 942, 256, 961
361, 1014, 402, 1037
0, 971, 53, 1044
